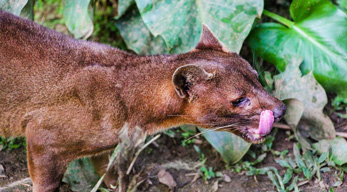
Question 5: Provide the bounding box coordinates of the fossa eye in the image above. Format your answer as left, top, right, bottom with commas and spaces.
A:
231, 97, 247, 106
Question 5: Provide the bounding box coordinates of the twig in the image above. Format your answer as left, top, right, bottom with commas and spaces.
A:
91, 145, 120, 192
254, 175, 259, 185
274, 123, 347, 138
126, 134, 161, 175
128, 179, 146, 192
0, 177, 32, 191
185, 173, 199, 177
273, 123, 291, 130
298, 180, 309, 187
336, 132, 347, 138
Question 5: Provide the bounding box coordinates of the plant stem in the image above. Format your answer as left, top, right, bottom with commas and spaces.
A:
262, 10, 294, 28
126, 134, 161, 175
274, 123, 347, 139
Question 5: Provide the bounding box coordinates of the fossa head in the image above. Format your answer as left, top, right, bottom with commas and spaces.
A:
171, 25, 286, 143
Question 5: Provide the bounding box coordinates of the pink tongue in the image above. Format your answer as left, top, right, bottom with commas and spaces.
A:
257, 110, 274, 136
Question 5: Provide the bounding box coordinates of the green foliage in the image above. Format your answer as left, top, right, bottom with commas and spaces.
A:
200, 166, 216, 180
179, 125, 198, 147
134, 0, 263, 53
116, 0, 263, 55
115, 0, 134, 19
313, 138, 347, 166
163, 129, 176, 138
0, 137, 26, 151
92, 5, 126, 49
194, 145, 216, 180
0, 0, 28, 17
332, 96, 347, 111
199, 128, 251, 164
241, 142, 344, 192
115, 6, 167, 55
231, 130, 347, 192
20, 0, 33, 20
62, 0, 93, 39
274, 58, 335, 141
62, 158, 100, 192
249, 0, 347, 98
34, 0, 64, 30
337, 0, 347, 13
181, 132, 195, 147
332, 96, 347, 119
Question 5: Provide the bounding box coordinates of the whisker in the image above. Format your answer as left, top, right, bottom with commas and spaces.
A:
252, 51, 272, 77
169, 113, 260, 118
257, 64, 272, 76
190, 123, 220, 126
184, 123, 240, 142
167, 114, 200, 117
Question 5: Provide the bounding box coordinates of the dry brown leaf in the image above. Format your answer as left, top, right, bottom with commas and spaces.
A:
191, 172, 200, 184
158, 169, 177, 189
274, 58, 335, 140
212, 180, 219, 192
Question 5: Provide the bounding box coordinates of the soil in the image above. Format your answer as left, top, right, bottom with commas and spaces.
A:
1, 126, 347, 192
0, 148, 29, 188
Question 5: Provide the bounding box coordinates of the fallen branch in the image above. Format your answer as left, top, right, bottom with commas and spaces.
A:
274, 123, 347, 138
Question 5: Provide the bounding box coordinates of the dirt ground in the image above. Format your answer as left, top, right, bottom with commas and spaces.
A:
1, 125, 347, 192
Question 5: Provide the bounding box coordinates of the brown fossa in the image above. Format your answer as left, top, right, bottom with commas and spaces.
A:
0, 10, 286, 192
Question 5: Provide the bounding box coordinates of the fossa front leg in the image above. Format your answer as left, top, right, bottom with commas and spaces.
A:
92, 126, 146, 192
26, 121, 69, 192
24, 103, 121, 192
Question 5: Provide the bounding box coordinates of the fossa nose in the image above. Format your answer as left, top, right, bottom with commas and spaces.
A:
273, 103, 286, 122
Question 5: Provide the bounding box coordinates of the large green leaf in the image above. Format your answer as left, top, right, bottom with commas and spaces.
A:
20, 0, 33, 20
63, 158, 100, 192
115, 6, 167, 55
282, 99, 304, 128
199, 128, 251, 164
274, 58, 335, 140
281, 99, 312, 149
115, 0, 135, 19
62, 0, 93, 39
0, 0, 27, 16
313, 138, 347, 166
0, 0, 33, 19
248, 0, 347, 97
135, 0, 263, 53
337, 0, 347, 13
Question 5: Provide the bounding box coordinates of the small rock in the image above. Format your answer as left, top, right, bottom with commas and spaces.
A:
223, 174, 231, 182
0, 164, 6, 178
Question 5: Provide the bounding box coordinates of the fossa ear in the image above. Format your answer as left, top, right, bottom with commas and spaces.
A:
195, 24, 228, 52
172, 64, 214, 99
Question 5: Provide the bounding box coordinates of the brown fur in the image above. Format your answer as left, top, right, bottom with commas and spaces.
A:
0, 10, 285, 192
